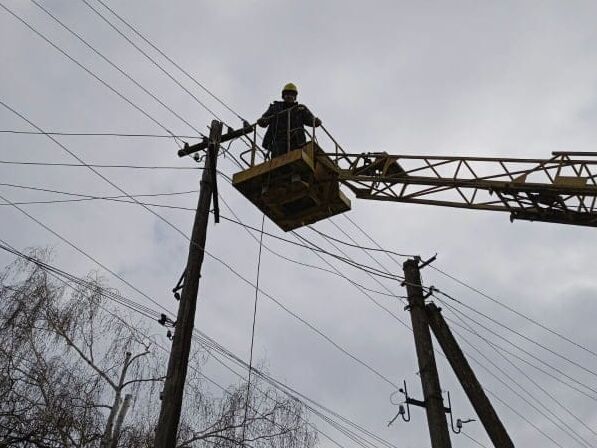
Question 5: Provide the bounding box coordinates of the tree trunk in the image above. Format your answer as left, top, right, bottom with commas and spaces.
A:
111, 394, 133, 448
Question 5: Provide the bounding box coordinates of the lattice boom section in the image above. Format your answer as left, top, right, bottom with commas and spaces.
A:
329, 152, 597, 227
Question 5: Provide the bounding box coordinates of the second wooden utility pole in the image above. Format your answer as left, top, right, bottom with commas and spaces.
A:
426, 303, 514, 448
403, 259, 452, 448
154, 120, 223, 448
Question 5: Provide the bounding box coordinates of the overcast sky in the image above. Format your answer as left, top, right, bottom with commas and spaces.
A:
2, 1, 597, 447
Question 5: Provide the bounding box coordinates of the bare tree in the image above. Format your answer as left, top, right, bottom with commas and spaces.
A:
0, 251, 318, 448
0, 250, 164, 447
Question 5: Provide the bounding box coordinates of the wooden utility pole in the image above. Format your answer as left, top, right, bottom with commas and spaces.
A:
426, 303, 514, 448
154, 120, 223, 448
403, 259, 452, 448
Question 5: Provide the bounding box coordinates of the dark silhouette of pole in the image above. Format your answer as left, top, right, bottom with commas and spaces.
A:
154, 120, 223, 447
403, 259, 452, 448
426, 303, 514, 448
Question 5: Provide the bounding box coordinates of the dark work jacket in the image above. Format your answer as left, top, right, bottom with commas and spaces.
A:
259, 101, 317, 156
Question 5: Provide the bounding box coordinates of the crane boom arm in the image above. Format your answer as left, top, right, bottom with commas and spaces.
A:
327, 151, 597, 227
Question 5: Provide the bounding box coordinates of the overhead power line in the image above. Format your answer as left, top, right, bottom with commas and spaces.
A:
0, 191, 172, 320
0, 160, 202, 170
441, 299, 597, 397
341, 214, 597, 365
435, 289, 597, 381
0, 239, 163, 322
309, 225, 416, 259
0, 182, 198, 200
91, 0, 247, 123
435, 298, 597, 400
290, 230, 413, 330
0, 180, 411, 301
218, 195, 409, 301
28, 0, 209, 143
429, 264, 597, 361
3, 0, 242, 165
441, 306, 593, 447
79, 0, 226, 124
193, 329, 399, 448
438, 298, 597, 443
79, 0, 263, 156
0, 1, 182, 141
462, 431, 489, 448
294, 232, 406, 283
0, 130, 203, 139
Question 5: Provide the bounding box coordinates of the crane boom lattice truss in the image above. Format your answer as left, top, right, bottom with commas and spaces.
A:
331, 151, 597, 227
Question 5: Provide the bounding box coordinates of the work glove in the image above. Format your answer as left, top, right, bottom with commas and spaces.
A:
313, 117, 322, 127
257, 118, 268, 127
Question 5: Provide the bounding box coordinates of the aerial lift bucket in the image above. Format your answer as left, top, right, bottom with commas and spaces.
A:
232, 141, 351, 231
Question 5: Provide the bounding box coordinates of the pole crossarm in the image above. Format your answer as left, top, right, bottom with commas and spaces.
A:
177, 123, 254, 157
328, 151, 597, 227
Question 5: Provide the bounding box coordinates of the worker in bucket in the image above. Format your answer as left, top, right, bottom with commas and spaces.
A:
257, 83, 322, 158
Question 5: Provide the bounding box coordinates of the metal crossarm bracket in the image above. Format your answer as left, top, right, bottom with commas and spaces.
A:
405, 396, 426, 408
418, 254, 437, 269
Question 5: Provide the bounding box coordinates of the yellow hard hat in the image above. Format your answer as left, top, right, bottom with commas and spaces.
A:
282, 82, 298, 94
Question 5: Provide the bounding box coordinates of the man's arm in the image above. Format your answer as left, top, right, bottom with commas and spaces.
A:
300, 105, 322, 127
257, 103, 276, 127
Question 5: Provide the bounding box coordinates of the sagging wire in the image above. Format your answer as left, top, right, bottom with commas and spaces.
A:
241, 214, 266, 445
